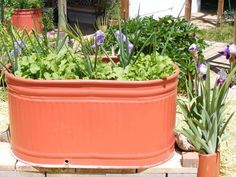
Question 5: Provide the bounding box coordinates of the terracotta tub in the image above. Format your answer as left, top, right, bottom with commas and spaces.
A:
11, 8, 42, 33
5, 68, 179, 168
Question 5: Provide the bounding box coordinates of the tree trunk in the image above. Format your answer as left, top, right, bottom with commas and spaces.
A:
58, 0, 67, 37
217, 0, 224, 25
185, 0, 192, 21
120, 0, 129, 20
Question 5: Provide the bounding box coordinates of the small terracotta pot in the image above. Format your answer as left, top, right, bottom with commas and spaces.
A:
11, 8, 42, 33
102, 56, 119, 63
197, 153, 220, 177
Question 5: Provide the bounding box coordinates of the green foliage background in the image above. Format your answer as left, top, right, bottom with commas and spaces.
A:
104, 16, 207, 91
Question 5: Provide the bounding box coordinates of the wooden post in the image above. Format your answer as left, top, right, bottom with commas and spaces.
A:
185, 0, 192, 21
217, 0, 224, 25
120, 0, 129, 19
58, 0, 67, 33
234, 11, 236, 45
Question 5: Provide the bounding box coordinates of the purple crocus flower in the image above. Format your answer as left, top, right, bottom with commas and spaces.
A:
188, 44, 198, 52
114, 31, 126, 43
91, 30, 105, 48
219, 45, 230, 59
197, 63, 207, 80
10, 40, 26, 57
219, 44, 236, 60
94, 30, 105, 46
128, 42, 134, 53
198, 63, 207, 75
229, 44, 236, 55
217, 69, 227, 86
47, 30, 57, 36
115, 30, 134, 54
14, 40, 26, 50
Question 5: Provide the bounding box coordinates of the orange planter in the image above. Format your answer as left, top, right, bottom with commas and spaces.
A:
5, 68, 179, 168
102, 56, 119, 63
198, 153, 220, 177
11, 8, 42, 33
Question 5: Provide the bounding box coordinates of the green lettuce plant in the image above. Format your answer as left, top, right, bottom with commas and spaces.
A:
177, 45, 236, 154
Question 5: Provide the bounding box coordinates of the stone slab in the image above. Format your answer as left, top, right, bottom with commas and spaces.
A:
76, 169, 136, 174
16, 160, 76, 173
0, 142, 16, 171
106, 175, 165, 177
47, 174, 106, 177
168, 174, 197, 177
0, 171, 16, 177
47, 175, 165, 177
182, 152, 199, 168
15, 171, 46, 177
0, 171, 45, 177
0, 143, 197, 175
138, 152, 197, 174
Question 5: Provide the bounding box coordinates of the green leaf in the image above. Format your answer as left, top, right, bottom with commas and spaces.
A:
29, 64, 40, 74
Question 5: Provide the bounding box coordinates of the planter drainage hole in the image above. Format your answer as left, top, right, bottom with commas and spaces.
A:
64, 160, 69, 165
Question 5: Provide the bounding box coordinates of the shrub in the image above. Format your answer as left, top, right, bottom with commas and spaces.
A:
4, 0, 44, 9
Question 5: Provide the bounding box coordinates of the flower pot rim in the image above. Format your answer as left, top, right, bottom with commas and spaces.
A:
13, 8, 42, 13
4, 65, 179, 86
14, 8, 42, 11
102, 55, 119, 58
198, 153, 218, 157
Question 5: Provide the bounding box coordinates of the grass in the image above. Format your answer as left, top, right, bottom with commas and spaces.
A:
198, 23, 234, 43
220, 100, 236, 177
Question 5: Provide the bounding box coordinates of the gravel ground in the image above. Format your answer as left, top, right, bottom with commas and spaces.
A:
0, 98, 8, 133
220, 100, 236, 177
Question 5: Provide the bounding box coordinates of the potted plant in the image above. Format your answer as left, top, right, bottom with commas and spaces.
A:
4, 0, 44, 32
177, 44, 236, 177
2, 17, 179, 168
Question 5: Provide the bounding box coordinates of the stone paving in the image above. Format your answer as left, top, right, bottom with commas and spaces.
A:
191, 11, 217, 29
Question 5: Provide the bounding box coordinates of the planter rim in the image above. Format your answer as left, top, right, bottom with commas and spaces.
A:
13, 8, 42, 12
5, 65, 179, 86
12, 8, 42, 15
199, 153, 218, 157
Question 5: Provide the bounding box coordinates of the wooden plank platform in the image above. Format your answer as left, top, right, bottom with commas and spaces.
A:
0, 142, 197, 177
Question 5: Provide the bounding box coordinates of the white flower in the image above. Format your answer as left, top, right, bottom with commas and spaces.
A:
229, 44, 236, 54
218, 69, 227, 80
188, 44, 198, 52
198, 63, 207, 75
